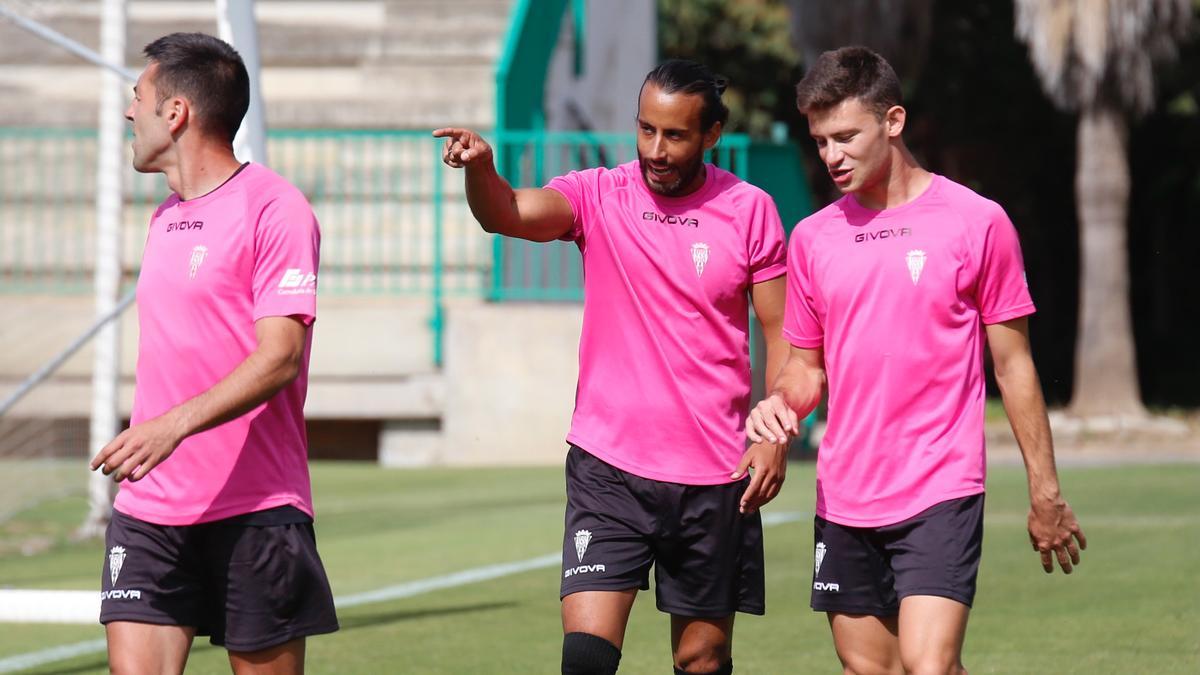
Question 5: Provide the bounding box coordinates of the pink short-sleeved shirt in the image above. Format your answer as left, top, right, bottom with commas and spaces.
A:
785, 175, 1034, 526
114, 163, 321, 525
547, 160, 787, 484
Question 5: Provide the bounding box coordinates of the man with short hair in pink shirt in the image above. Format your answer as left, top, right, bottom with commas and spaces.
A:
89, 33, 337, 674
745, 46, 1087, 674
436, 60, 788, 675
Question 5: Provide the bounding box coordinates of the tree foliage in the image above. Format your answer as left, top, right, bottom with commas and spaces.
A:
658, 0, 801, 137
657, 0, 1200, 407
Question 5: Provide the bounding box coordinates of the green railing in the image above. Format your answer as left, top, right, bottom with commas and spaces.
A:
0, 127, 166, 293
0, 128, 804, 368
492, 130, 753, 301
0, 128, 488, 299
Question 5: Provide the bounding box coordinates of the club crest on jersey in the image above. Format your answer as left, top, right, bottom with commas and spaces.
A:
814, 542, 827, 576
574, 529, 592, 563
906, 249, 926, 285
188, 245, 208, 280
691, 242, 710, 277
109, 546, 126, 586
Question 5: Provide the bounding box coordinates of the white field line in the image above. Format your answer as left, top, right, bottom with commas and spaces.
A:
0, 511, 811, 673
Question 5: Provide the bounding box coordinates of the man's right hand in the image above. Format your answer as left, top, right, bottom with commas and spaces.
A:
433, 128, 493, 169
745, 392, 800, 445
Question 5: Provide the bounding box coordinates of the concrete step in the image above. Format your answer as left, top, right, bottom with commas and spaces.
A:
0, 295, 440, 379
0, 1, 512, 65
0, 0, 512, 128
0, 63, 497, 128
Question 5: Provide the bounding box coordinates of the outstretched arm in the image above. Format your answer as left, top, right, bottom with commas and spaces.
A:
987, 317, 1087, 574
433, 127, 575, 242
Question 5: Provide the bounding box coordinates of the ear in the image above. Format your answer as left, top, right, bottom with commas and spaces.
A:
165, 97, 189, 135
702, 121, 723, 150
884, 105, 906, 139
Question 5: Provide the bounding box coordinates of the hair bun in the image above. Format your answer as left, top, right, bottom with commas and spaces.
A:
713, 76, 728, 97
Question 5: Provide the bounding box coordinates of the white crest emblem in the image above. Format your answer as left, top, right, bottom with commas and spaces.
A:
814, 542, 827, 577
109, 546, 126, 586
188, 245, 209, 279
691, 242, 710, 277
573, 529, 592, 563
905, 249, 926, 285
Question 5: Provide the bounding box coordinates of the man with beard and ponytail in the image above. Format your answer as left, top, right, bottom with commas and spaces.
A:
435, 59, 789, 675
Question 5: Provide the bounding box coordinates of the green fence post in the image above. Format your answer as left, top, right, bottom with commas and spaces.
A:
431, 139, 446, 367
489, 131, 506, 301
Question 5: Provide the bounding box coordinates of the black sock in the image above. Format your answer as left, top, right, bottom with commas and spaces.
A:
562, 632, 622, 675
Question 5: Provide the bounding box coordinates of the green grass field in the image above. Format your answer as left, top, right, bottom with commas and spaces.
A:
1, 461, 1197, 673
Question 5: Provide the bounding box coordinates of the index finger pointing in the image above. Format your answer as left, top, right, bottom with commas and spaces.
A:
432, 128, 465, 138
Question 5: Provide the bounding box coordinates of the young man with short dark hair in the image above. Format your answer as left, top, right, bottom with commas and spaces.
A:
746, 46, 1087, 675
90, 32, 337, 675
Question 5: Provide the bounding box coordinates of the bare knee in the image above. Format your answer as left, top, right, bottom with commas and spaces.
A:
901, 653, 967, 675
836, 651, 903, 675
228, 638, 306, 675
108, 653, 180, 675
672, 614, 733, 674
674, 641, 731, 673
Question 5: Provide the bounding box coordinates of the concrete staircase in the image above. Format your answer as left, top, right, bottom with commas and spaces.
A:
0, 0, 512, 129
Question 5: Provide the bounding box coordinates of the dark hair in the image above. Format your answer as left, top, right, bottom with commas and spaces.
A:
642, 59, 730, 131
794, 46, 902, 118
143, 32, 249, 143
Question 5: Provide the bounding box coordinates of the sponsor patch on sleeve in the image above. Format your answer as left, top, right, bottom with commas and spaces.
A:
277, 268, 317, 295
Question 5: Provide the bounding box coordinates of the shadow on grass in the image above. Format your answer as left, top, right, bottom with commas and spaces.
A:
34, 602, 518, 675
338, 600, 517, 631
315, 494, 566, 539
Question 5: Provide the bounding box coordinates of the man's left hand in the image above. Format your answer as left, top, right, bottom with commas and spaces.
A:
732, 442, 789, 514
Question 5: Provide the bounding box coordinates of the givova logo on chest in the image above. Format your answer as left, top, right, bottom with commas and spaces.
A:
166, 220, 204, 232
854, 227, 911, 243
643, 211, 700, 228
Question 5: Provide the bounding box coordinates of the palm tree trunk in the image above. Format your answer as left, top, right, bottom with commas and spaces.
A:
1069, 104, 1146, 418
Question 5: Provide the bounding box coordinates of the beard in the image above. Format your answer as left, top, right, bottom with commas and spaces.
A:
638, 151, 705, 197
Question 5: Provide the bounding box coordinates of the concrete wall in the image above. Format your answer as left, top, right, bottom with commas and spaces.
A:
438, 301, 581, 465
543, 0, 657, 132
0, 296, 440, 419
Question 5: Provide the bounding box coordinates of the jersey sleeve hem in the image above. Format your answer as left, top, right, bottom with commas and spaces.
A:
782, 327, 822, 348
543, 184, 581, 241
751, 263, 786, 284
981, 302, 1036, 325
253, 307, 316, 326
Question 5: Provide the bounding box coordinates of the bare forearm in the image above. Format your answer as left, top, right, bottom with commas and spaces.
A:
773, 359, 824, 419
762, 327, 788, 400
997, 359, 1060, 500
464, 163, 520, 234
168, 349, 299, 440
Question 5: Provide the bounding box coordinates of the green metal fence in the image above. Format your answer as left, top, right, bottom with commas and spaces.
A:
0, 127, 166, 293
0, 128, 489, 298
0, 128, 790, 366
